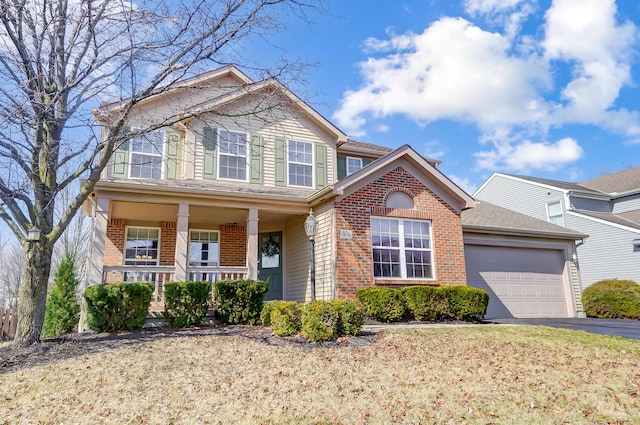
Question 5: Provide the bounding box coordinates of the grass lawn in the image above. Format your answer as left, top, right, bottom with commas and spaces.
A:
1, 325, 639, 424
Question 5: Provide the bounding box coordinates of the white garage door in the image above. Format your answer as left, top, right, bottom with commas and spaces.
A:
465, 245, 568, 318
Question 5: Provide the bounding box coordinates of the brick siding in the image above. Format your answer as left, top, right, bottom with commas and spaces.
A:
220, 224, 246, 267
335, 166, 467, 299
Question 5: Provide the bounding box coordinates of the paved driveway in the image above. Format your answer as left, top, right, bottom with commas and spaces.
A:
489, 318, 640, 340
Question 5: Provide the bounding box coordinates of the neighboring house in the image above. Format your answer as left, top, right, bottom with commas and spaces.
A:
84, 65, 585, 318
475, 170, 640, 288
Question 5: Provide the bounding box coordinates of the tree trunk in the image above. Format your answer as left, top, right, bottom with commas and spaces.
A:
12, 242, 54, 347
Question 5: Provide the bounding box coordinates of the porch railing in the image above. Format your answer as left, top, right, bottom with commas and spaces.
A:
102, 265, 249, 308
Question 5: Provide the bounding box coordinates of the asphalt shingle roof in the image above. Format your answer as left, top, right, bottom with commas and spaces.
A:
571, 209, 640, 231
580, 167, 640, 194
461, 201, 586, 239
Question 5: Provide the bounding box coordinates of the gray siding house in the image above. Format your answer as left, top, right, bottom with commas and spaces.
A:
475, 168, 640, 288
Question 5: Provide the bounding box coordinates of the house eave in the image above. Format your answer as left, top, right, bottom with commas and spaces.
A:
462, 225, 588, 241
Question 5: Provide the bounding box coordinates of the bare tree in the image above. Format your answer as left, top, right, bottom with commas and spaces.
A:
0, 0, 321, 346
0, 238, 25, 310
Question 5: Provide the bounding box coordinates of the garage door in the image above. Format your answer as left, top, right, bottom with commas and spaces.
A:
465, 245, 568, 318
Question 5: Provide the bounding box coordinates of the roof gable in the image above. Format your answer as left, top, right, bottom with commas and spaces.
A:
331, 144, 475, 211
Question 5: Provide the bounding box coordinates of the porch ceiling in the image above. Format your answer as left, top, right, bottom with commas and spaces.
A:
110, 201, 299, 226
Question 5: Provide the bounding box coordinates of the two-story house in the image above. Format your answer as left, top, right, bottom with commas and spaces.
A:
475, 169, 640, 288
84, 65, 586, 319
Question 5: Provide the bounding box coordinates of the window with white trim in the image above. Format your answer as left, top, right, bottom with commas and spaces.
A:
218, 129, 248, 181
124, 227, 160, 265
346, 157, 363, 176
129, 131, 164, 179
371, 217, 434, 279
189, 230, 220, 266
547, 201, 564, 226
288, 140, 313, 187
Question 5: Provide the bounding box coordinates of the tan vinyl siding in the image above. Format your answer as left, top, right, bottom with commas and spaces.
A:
284, 215, 310, 302
314, 204, 334, 300
190, 100, 336, 187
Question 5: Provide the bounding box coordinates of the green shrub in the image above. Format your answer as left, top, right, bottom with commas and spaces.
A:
163, 281, 211, 327
84, 282, 153, 332
355, 287, 405, 323
301, 300, 340, 342
439, 285, 489, 322
582, 279, 640, 319
269, 301, 302, 336
401, 286, 445, 321
213, 280, 268, 325
331, 299, 364, 336
260, 300, 278, 327
42, 254, 81, 338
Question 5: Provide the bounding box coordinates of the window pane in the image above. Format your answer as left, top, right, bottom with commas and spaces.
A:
188, 231, 219, 266
548, 201, 562, 216
218, 130, 247, 181
124, 227, 160, 265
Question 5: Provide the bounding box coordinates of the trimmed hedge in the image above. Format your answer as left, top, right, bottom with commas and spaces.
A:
213, 280, 268, 325
402, 286, 445, 321
355, 287, 406, 323
84, 282, 153, 332
582, 279, 640, 320
269, 301, 302, 336
332, 299, 365, 336
357, 285, 489, 323
301, 300, 339, 342
439, 285, 488, 322
163, 281, 211, 327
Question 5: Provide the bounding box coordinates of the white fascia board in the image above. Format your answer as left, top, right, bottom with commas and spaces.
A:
487, 173, 569, 195
566, 210, 640, 234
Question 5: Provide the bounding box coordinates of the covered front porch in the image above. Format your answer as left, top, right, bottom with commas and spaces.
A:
86, 190, 334, 308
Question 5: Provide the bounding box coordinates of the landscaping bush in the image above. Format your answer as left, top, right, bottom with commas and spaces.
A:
260, 300, 277, 326
331, 299, 364, 336
269, 301, 302, 336
84, 282, 154, 332
401, 286, 445, 321
355, 287, 406, 323
212, 280, 268, 325
439, 285, 489, 322
301, 300, 340, 342
42, 254, 81, 337
163, 281, 211, 327
582, 279, 640, 320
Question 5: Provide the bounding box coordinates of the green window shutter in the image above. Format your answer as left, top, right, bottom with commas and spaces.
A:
112, 126, 130, 178
315, 143, 327, 189
275, 137, 286, 186
165, 132, 180, 179
337, 155, 347, 180
363, 158, 373, 167
203, 127, 217, 179
250, 135, 263, 184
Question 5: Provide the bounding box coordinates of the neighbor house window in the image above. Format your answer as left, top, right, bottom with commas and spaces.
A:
547, 201, 564, 226
129, 131, 164, 179
346, 157, 363, 176
124, 227, 160, 265
218, 129, 248, 181
371, 217, 434, 279
189, 230, 219, 266
288, 140, 313, 187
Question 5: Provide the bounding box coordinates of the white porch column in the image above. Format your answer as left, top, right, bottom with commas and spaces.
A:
88, 196, 110, 286
246, 209, 259, 280
174, 203, 190, 281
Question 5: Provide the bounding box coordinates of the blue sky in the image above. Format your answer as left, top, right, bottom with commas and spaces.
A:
262, 0, 640, 193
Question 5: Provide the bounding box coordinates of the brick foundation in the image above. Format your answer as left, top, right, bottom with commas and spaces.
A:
335, 166, 467, 299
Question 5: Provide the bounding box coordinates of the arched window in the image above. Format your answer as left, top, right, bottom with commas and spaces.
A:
386, 191, 414, 209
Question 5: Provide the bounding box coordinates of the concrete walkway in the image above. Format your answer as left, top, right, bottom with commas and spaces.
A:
362, 318, 640, 340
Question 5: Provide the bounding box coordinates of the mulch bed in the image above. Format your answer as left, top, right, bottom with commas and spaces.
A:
0, 325, 379, 375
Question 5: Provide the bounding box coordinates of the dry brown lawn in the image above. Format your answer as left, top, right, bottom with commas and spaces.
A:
1, 324, 639, 424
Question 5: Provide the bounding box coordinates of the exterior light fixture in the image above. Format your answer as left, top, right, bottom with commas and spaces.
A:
304, 209, 318, 300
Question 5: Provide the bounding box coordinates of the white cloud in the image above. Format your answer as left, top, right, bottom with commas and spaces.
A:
449, 174, 478, 194
333, 17, 550, 137
423, 140, 446, 160
333, 0, 639, 171
474, 137, 584, 171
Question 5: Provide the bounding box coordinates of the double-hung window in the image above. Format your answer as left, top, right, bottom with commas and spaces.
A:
346, 157, 363, 176
124, 227, 160, 266
547, 201, 564, 226
288, 140, 313, 187
129, 131, 164, 179
189, 230, 219, 266
218, 130, 248, 181
371, 217, 434, 279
